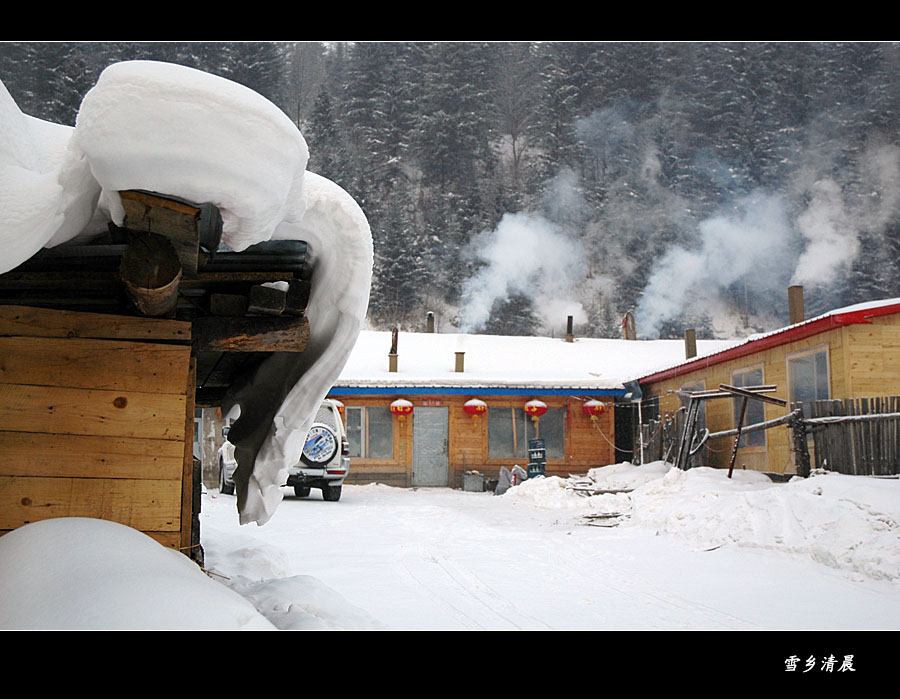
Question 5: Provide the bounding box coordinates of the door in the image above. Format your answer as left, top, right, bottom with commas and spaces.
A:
412, 406, 449, 486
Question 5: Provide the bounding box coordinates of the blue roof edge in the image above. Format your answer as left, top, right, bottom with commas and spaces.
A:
328, 386, 626, 397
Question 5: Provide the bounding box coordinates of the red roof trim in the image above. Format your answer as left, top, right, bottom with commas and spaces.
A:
639, 302, 900, 385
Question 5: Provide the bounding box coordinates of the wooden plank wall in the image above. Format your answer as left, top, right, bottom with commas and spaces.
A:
642, 313, 900, 474
0, 306, 193, 550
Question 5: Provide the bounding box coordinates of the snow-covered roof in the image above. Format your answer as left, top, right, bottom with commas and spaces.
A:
639, 296, 900, 384
333, 330, 740, 395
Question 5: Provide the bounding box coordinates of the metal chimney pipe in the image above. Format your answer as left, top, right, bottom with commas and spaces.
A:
426, 311, 435, 333
455, 351, 465, 373
565, 315, 574, 343
789, 285, 805, 325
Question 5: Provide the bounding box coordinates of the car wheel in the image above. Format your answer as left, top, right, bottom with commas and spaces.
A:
219, 461, 234, 495
293, 486, 311, 497
322, 484, 342, 502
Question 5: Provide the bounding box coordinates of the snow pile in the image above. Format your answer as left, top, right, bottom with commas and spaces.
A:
630, 467, 900, 581
0, 80, 100, 269
505, 462, 900, 582
0, 518, 275, 630
0, 61, 373, 526
74, 60, 309, 252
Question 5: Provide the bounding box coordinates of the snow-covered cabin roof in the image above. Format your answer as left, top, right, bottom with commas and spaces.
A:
332, 330, 740, 396
639, 296, 900, 384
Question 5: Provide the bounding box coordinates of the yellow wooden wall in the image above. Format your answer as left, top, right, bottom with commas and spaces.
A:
0, 306, 194, 550
336, 393, 616, 487
642, 313, 900, 474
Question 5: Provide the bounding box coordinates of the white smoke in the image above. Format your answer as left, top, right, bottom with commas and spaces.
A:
458, 210, 588, 334
635, 190, 797, 338
791, 177, 858, 288
635, 141, 900, 338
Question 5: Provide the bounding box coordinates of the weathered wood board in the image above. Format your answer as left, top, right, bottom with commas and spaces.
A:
0, 305, 194, 550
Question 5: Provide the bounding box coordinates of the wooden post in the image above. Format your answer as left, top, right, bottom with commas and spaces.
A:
789, 285, 805, 325
727, 396, 748, 478
684, 328, 697, 359
790, 408, 811, 477
389, 327, 398, 372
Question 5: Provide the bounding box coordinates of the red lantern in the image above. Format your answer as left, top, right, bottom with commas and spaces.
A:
463, 398, 487, 419
582, 399, 607, 422
331, 399, 345, 418
390, 399, 414, 420
524, 399, 548, 420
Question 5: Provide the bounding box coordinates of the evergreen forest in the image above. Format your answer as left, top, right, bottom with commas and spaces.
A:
3, 41, 899, 339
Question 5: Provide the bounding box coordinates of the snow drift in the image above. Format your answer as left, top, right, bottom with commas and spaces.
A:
0, 517, 276, 630
0, 60, 373, 525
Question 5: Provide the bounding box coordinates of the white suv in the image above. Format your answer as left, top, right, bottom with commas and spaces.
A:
217, 399, 350, 501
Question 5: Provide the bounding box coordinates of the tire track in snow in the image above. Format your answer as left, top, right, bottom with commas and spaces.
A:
571, 537, 766, 630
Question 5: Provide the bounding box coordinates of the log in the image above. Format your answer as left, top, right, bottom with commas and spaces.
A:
119, 232, 182, 316
191, 315, 310, 352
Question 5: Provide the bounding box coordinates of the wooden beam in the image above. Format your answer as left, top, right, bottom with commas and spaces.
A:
247, 284, 286, 316
718, 384, 787, 407
0, 305, 191, 344
0, 336, 191, 394
191, 315, 310, 352
181, 356, 196, 556
120, 190, 201, 276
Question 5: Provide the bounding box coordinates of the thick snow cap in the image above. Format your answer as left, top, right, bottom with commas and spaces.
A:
1, 60, 373, 525
75, 60, 310, 250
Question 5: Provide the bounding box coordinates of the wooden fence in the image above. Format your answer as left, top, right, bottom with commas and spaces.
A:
806, 396, 900, 476
636, 395, 900, 476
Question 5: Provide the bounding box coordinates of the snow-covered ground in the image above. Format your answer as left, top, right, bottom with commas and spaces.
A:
3, 462, 898, 631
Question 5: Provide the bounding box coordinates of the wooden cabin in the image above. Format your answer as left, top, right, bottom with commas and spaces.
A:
638, 293, 900, 475
0, 191, 311, 562
326, 329, 732, 488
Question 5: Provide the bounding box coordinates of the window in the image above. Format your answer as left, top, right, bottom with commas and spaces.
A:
788, 347, 830, 414
679, 381, 707, 429
732, 366, 765, 447
488, 407, 565, 460
346, 406, 394, 459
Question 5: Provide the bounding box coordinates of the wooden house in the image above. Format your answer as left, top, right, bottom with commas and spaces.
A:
327, 329, 734, 488
0, 191, 311, 561
637, 292, 900, 475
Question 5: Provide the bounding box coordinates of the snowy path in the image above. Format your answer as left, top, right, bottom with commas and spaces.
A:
200, 483, 900, 631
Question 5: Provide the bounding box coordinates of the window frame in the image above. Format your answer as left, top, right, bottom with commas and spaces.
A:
345, 405, 395, 460
487, 405, 566, 462
786, 344, 831, 413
